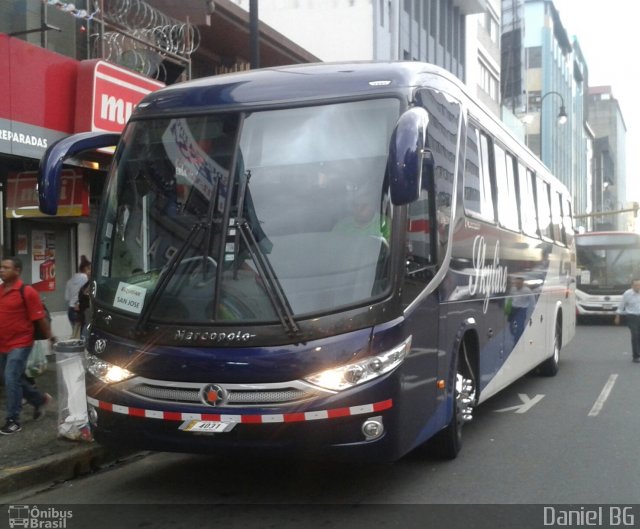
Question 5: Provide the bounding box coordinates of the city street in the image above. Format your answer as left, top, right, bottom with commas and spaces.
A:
15, 319, 640, 510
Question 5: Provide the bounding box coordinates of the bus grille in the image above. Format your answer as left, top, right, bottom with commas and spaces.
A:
124, 379, 322, 408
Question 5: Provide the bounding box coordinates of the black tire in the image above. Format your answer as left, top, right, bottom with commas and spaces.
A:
430, 342, 475, 459
538, 317, 561, 377
430, 385, 463, 460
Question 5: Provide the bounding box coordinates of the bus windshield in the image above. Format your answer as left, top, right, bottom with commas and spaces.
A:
576, 234, 640, 294
94, 98, 400, 323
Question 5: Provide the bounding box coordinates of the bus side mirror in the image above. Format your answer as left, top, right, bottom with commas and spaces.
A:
39, 131, 120, 215
388, 107, 430, 205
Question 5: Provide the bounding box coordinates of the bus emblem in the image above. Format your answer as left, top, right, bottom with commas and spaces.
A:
94, 339, 107, 354
200, 384, 227, 407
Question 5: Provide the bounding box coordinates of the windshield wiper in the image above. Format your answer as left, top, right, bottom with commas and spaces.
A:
236, 219, 301, 339
233, 170, 301, 339
134, 221, 205, 335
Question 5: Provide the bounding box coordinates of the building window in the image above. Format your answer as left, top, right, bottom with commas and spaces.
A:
439, 0, 446, 46
380, 0, 385, 26
430, 0, 438, 37
528, 90, 542, 112
479, 9, 499, 44
527, 46, 542, 68
423, 0, 429, 30
453, 10, 458, 61
479, 60, 499, 102
404, 0, 410, 13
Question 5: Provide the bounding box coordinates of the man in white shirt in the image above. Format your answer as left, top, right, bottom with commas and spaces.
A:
614, 278, 640, 363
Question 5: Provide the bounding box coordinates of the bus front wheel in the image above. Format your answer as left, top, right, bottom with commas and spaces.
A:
430, 343, 476, 459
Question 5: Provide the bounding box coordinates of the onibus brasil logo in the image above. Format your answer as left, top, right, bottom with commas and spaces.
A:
7, 505, 73, 528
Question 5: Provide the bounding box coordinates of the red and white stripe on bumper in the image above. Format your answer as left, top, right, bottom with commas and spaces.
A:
87, 396, 393, 424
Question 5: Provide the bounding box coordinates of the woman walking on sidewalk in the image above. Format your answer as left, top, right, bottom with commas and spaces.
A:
64, 256, 91, 339
0, 257, 56, 435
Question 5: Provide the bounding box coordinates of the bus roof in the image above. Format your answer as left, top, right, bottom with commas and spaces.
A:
133, 61, 463, 117
129, 60, 569, 197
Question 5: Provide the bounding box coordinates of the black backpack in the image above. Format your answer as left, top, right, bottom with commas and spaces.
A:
78, 280, 91, 313
19, 284, 52, 341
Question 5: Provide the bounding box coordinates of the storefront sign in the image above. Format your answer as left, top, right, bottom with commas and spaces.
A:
5, 170, 89, 218
75, 60, 165, 133
31, 230, 56, 292
0, 34, 76, 158
1, 36, 164, 159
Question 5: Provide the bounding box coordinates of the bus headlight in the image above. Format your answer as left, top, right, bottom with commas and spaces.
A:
304, 336, 411, 391
86, 355, 135, 384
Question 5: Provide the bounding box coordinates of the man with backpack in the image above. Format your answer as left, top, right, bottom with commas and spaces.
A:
0, 257, 56, 435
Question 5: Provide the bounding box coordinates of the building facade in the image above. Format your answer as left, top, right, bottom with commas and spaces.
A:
588, 86, 628, 231
466, 0, 501, 116
501, 0, 594, 222
569, 37, 592, 230
229, 0, 488, 82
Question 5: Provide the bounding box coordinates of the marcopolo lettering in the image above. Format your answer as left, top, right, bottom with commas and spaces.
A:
174, 330, 256, 343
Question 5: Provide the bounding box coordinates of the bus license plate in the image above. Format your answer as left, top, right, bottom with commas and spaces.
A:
180, 420, 236, 433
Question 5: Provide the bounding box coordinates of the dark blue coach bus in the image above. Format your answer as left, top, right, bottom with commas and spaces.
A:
39, 62, 575, 461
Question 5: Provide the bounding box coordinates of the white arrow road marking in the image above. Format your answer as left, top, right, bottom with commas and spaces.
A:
494, 394, 545, 414
588, 374, 618, 417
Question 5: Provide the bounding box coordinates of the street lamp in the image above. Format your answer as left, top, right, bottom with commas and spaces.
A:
539, 90, 568, 164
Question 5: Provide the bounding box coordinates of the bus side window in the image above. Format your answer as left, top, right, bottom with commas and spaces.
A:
562, 196, 574, 243
518, 164, 538, 237
494, 144, 519, 231
550, 190, 564, 244
463, 122, 482, 215
479, 133, 495, 222
535, 178, 552, 240
465, 129, 496, 222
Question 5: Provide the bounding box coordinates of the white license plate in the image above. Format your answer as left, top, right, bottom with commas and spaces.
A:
180, 420, 236, 433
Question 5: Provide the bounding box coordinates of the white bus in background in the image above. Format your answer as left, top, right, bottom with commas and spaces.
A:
575, 231, 640, 321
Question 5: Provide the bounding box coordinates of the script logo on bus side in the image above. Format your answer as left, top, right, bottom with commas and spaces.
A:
174, 330, 256, 343
468, 235, 508, 313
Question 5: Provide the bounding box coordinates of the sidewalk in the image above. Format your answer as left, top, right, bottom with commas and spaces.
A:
0, 355, 134, 500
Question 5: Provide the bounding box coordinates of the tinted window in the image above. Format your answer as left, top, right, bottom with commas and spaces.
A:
518, 165, 538, 237
463, 123, 481, 215
479, 133, 495, 221
494, 145, 519, 231
551, 191, 564, 244
536, 178, 552, 239
562, 196, 574, 241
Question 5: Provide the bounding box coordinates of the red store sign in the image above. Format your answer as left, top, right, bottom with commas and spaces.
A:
1, 35, 164, 159
75, 60, 165, 133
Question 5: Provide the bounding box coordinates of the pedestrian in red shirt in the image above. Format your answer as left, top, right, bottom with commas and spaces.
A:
0, 257, 56, 435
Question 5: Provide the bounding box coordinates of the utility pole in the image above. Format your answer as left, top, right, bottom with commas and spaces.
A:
250, 0, 260, 69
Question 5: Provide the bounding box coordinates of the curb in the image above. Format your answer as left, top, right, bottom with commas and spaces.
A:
0, 445, 140, 500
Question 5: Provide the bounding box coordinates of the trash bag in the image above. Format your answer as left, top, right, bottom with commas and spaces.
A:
54, 340, 93, 442
25, 340, 48, 378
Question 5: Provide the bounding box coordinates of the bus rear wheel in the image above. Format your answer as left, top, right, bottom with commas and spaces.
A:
538, 317, 561, 377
